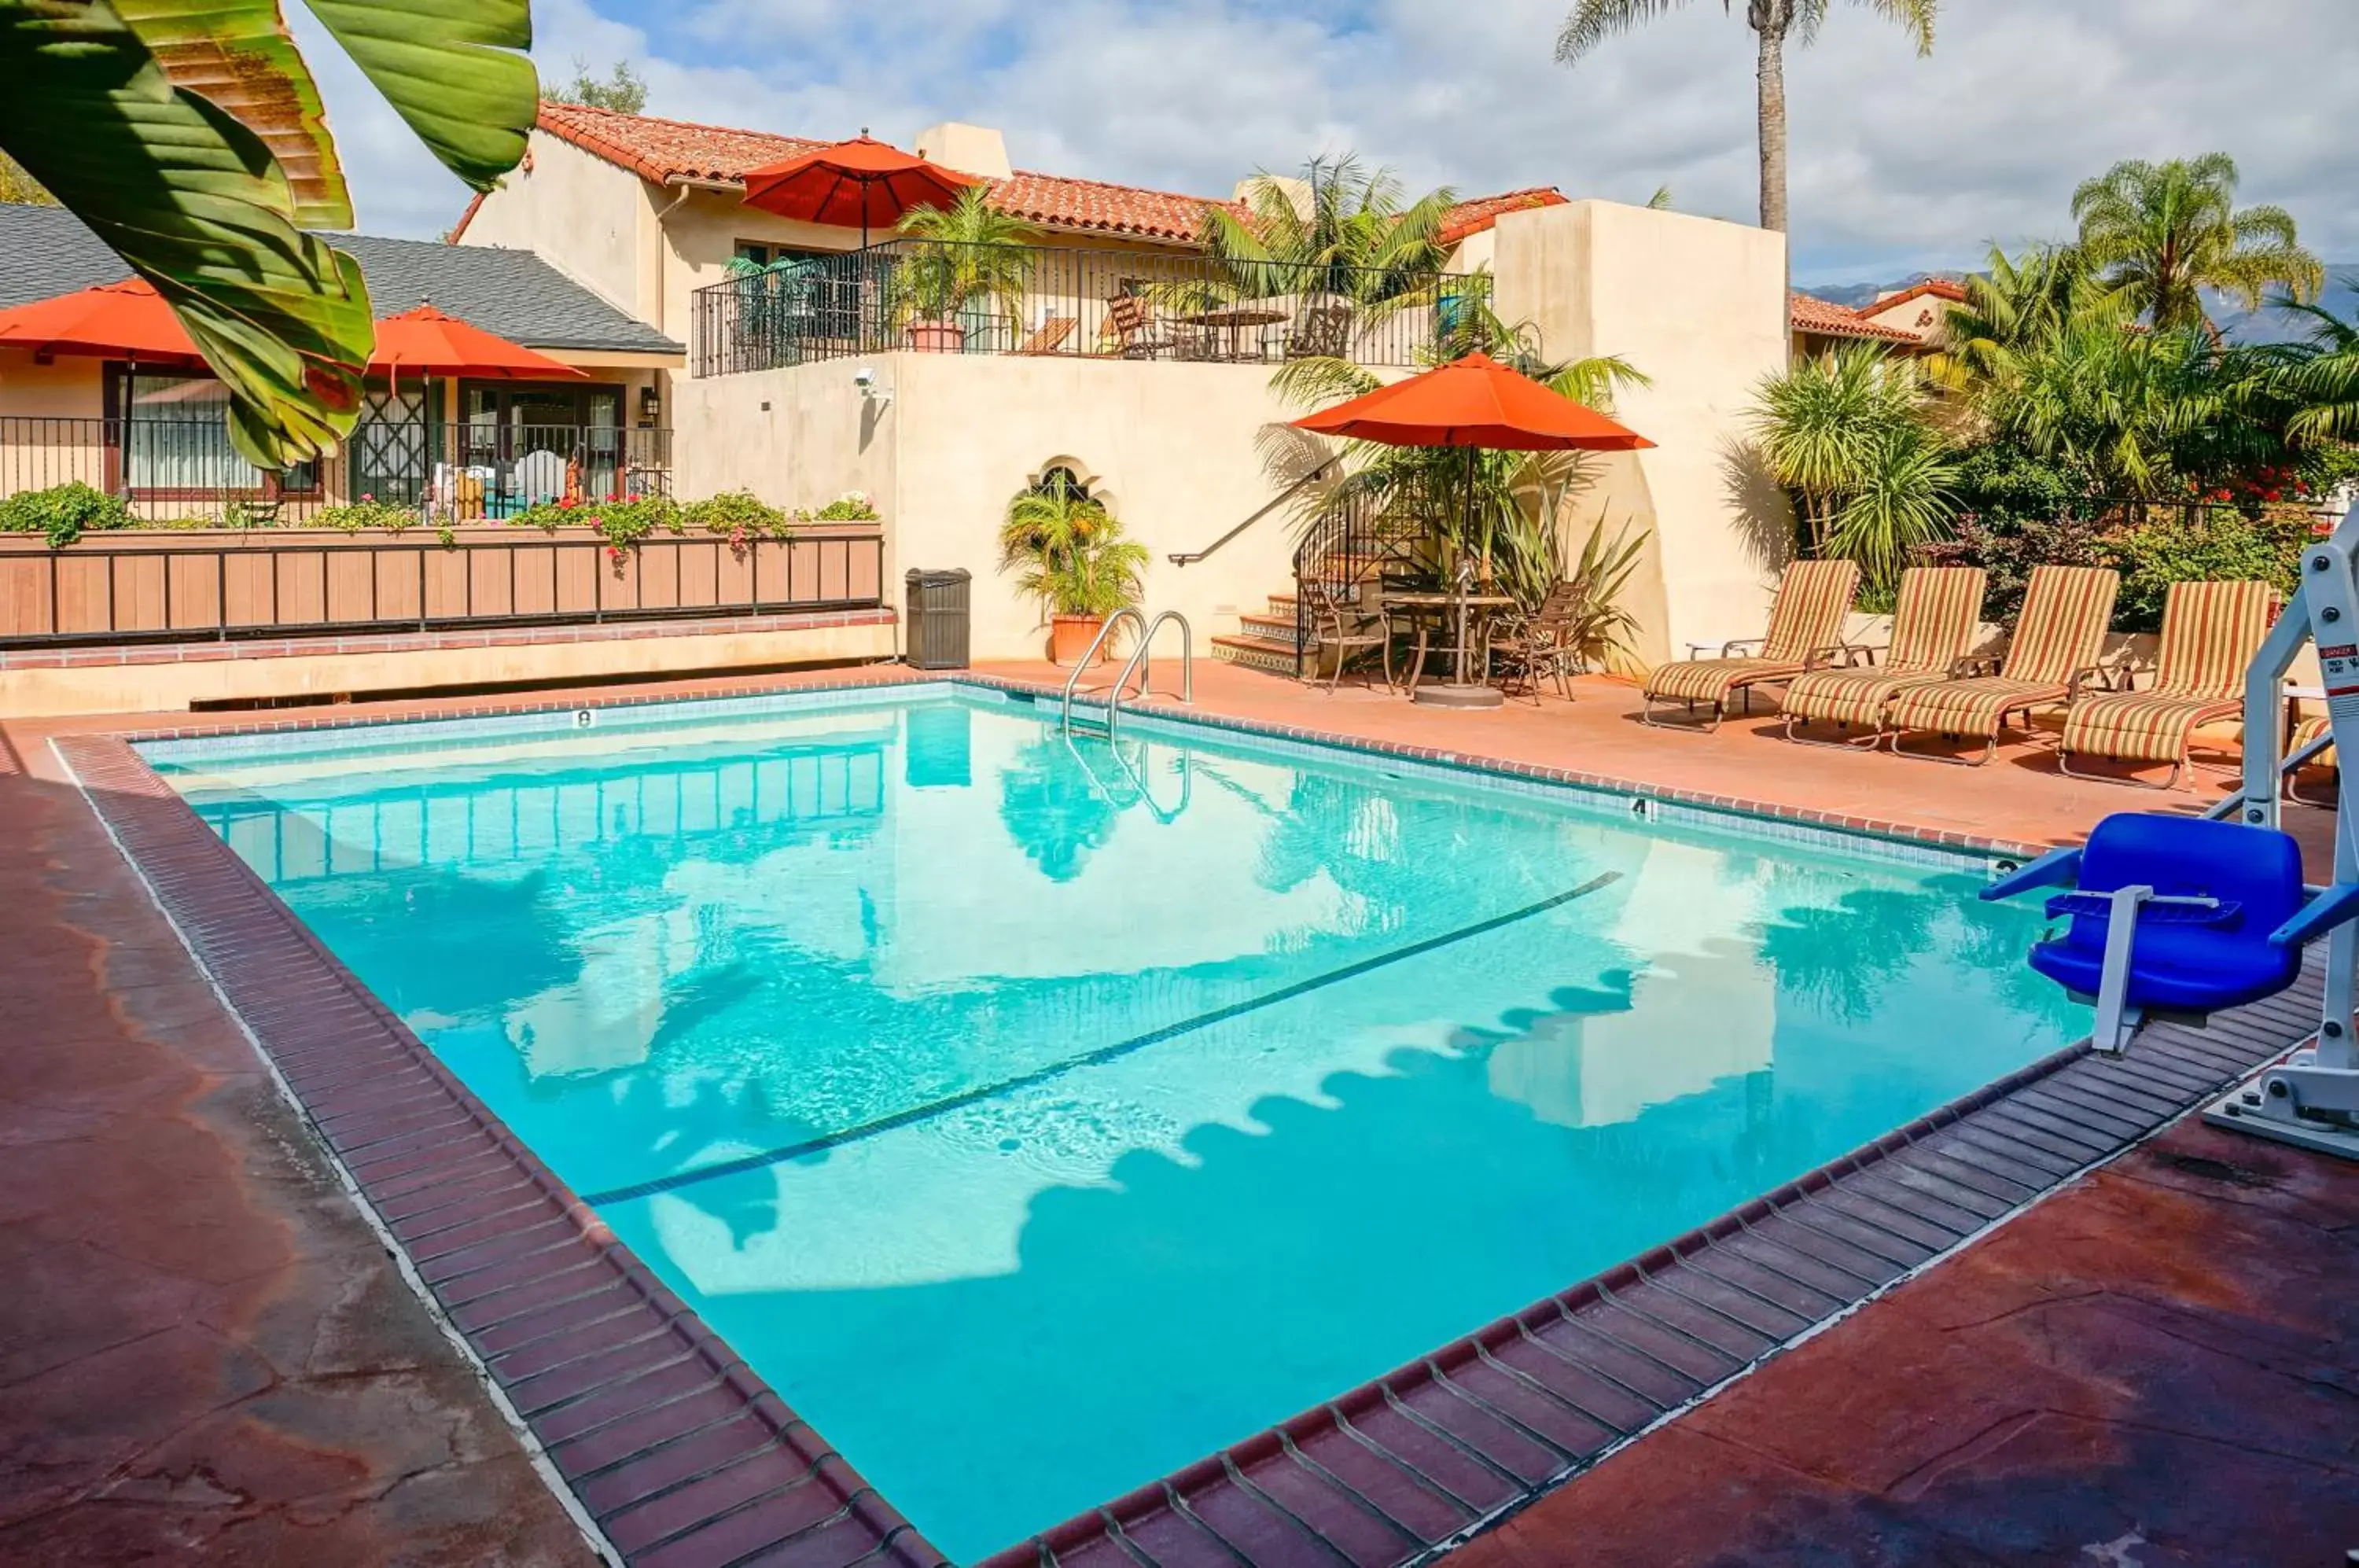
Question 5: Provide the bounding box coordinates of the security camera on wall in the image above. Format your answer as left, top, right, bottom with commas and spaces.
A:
854, 366, 891, 407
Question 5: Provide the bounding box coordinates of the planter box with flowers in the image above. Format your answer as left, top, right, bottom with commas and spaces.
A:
0, 481, 885, 644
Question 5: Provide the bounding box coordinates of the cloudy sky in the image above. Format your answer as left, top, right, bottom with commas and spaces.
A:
296, 0, 2358, 285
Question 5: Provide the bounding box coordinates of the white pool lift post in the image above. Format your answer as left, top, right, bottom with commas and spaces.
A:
2200, 496, 2359, 1159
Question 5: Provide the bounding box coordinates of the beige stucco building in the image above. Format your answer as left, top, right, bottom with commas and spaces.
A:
453, 102, 1801, 670
0, 99, 1816, 705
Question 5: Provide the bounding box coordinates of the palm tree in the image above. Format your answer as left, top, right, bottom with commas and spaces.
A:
2275, 279, 2359, 447
1201, 155, 1457, 306
1927, 242, 2108, 399
892, 187, 1042, 340
2070, 154, 2323, 333
1750, 342, 1956, 583
1555, 0, 1938, 234
995, 474, 1150, 619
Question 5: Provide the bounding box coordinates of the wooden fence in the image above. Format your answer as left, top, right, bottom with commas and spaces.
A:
0, 525, 885, 649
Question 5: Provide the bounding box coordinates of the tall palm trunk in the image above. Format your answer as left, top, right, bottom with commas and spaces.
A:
1755, 15, 1788, 234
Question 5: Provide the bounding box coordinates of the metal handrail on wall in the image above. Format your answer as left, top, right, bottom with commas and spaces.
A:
1168, 458, 1338, 567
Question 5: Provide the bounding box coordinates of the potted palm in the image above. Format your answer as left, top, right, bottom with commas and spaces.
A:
997, 473, 1149, 665
892, 188, 1038, 353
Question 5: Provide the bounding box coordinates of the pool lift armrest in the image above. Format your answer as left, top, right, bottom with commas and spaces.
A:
1983, 852, 2208, 1055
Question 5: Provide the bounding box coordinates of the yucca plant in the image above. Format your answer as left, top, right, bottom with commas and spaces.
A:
1751, 343, 1957, 588
0, 1, 539, 468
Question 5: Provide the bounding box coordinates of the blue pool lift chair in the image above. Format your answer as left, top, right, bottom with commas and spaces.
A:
1984, 496, 2359, 1158
1982, 813, 2315, 1053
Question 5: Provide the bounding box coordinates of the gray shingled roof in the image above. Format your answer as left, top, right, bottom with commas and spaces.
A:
0, 202, 681, 357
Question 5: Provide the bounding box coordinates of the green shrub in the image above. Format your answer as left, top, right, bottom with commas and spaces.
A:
683, 490, 791, 539
809, 490, 879, 522
0, 481, 135, 548
317, 499, 425, 533
508, 495, 682, 550
2111, 509, 2305, 633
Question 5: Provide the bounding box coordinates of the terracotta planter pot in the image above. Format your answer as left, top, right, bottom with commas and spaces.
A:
1051, 613, 1110, 666
907, 320, 967, 354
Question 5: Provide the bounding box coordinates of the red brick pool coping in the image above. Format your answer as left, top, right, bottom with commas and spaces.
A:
55, 668, 2320, 1567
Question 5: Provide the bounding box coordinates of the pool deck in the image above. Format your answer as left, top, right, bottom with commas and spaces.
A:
2, 657, 2353, 1566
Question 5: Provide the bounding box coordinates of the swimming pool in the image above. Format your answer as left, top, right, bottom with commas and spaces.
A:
149, 684, 2081, 1561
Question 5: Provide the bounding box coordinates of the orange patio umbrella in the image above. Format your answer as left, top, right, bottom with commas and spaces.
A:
0, 278, 203, 365
740, 135, 982, 247
369, 304, 584, 382
1294, 352, 1654, 708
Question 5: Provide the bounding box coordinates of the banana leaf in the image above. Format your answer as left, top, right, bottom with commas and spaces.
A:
0, 0, 370, 467
0, 0, 535, 469
301, 0, 534, 194
116, 0, 349, 227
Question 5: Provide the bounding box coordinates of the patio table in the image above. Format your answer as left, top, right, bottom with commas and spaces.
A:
1382, 590, 1518, 692
1181, 304, 1287, 363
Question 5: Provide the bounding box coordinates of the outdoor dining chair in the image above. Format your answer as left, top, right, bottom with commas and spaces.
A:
1489, 579, 1588, 701
1882, 564, 2119, 765
1642, 558, 1859, 731
1284, 302, 1356, 361
1106, 295, 1176, 359
1299, 580, 1394, 694
1778, 565, 1988, 747
2058, 579, 2276, 789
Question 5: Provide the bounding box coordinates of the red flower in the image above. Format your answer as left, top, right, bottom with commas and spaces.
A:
558, 496, 578, 510
607, 545, 625, 561
2265, 490, 2284, 502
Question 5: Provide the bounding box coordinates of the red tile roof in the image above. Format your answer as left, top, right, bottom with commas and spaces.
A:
1789, 291, 1922, 344
508, 101, 1571, 253
535, 100, 828, 186
523, 101, 1226, 241
1867, 278, 1969, 312
1437, 187, 1568, 246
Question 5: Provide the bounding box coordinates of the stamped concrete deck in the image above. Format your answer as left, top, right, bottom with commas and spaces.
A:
2, 658, 2352, 1566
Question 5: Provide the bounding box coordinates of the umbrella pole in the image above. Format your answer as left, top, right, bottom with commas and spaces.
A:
1457, 445, 1474, 687
1411, 441, 1505, 710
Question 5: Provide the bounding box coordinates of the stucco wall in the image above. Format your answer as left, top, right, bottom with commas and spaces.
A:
0, 353, 107, 495
0, 617, 894, 718
672, 352, 1321, 662
1492, 201, 1793, 669
461, 130, 653, 319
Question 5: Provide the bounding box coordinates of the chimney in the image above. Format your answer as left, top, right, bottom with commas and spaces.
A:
912, 123, 1012, 181
1235, 175, 1312, 221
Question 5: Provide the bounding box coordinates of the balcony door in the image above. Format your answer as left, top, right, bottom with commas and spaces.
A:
461, 383, 624, 507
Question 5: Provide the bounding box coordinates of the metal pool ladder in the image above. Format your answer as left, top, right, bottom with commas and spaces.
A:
1059, 609, 1193, 738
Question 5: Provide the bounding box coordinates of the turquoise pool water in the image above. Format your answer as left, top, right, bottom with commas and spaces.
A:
149, 686, 2081, 1560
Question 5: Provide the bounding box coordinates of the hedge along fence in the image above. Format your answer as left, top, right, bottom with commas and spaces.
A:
0, 480, 884, 550
0, 495, 888, 648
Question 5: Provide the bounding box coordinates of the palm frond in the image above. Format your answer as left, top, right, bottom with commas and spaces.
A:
1555, 0, 1692, 63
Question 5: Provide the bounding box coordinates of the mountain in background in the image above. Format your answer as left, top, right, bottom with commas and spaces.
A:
1800, 267, 2359, 344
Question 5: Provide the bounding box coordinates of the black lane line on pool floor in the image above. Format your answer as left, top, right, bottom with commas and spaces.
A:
582, 870, 1626, 1207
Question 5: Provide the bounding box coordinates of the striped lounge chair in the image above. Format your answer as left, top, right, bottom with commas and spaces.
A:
1643, 558, 1859, 732
1779, 566, 1989, 748
2287, 713, 2339, 806
2059, 580, 2276, 789
1885, 565, 2120, 765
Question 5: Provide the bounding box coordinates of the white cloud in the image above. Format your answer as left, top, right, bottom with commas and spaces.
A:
297, 0, 2359, 282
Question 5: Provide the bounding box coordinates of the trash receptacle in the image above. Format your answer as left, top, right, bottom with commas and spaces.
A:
903, 568, 971, 669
